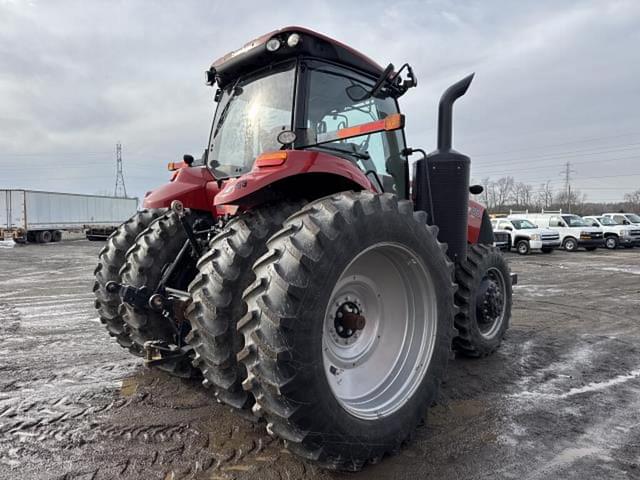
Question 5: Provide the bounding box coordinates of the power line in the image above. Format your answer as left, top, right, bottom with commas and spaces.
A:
114, 143, 127, 198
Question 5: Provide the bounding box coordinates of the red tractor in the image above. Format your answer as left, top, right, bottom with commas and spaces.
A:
94, 26, 514, 470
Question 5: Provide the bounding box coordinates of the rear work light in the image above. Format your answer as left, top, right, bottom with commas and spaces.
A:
266, 37, 281, 52
256, 151, 287, 167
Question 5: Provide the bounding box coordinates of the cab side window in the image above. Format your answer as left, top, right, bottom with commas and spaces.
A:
549, 216, 564, 227
305, 63, 407, 197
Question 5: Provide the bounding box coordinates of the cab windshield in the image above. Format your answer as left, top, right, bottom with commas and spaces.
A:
208, 61, 296, 178
562, 215, 589, 227
627, 213, 640, 223
511, 219, 537, 229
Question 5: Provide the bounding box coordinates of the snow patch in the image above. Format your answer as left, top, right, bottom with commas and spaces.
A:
514, 369, 640, 400
0, 240, 15, 249
600, 266, 640, 276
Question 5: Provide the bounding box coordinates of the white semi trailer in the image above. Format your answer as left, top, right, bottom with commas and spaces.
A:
0, 189, 138, 243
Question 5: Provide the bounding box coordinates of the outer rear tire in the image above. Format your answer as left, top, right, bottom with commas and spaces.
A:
186, 201, 304, 410
120, 210, 210, 378
52, 230, 63, 242
93, 209, 164, 353
453, 244, 512, 357
238, 192, 455, 471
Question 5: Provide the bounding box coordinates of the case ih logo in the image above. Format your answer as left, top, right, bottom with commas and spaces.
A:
468, 205, 482, 218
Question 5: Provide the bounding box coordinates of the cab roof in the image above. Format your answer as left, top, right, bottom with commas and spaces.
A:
210, 26, 384, 87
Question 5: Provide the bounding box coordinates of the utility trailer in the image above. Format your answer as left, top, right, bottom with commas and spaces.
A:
0, 189, 138, 243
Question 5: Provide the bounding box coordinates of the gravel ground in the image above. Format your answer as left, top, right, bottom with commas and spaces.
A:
0, 240, 639, 479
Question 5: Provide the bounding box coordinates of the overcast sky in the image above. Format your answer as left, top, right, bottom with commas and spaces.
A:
1, 0, 639, 203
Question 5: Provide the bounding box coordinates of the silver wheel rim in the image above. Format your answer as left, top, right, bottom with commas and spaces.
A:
477, 267, 507, 340
322, 242, 437, 420
518, 242, 527, 254
566, 240, 576, 251
606, 238, 616, 249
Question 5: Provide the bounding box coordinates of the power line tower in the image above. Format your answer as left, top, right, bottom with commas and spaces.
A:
561, 161, 575, 213
114, 142, 128, 198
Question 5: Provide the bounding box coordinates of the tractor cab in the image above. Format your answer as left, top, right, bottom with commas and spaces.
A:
204, 27, 417, 201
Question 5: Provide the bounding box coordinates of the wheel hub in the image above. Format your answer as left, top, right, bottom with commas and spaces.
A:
475, 267, 506, 338
334, 301, 366, 338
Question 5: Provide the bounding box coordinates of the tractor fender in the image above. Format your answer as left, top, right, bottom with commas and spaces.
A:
214, 150, 376, 207
468, 200, 493, 245
142, 166, 220, 214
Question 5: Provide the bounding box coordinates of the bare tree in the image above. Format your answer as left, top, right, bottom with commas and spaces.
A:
624, 189, 640, 211
494, 176, 514, 211
537, 181, 554, 210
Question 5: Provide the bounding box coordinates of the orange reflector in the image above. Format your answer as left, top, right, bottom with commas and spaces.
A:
325, 113, 405, 144
384, 113, 404, 131
168, 161, 190, 171
256, 151, 287, 167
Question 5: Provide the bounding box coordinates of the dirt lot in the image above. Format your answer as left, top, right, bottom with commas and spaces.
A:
1, 240, 639, 479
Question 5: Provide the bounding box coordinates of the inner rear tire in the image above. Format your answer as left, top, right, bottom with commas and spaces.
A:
186, 201, 304, 410
238, 192, 455, 471
120, 210, 211, 378
453, 244, 512, 357
51, 230, 63, 242
93, 209, 164, 353
37, 231, 52, 243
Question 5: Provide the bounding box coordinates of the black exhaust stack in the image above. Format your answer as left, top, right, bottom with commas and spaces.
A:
414, 73, 474, 263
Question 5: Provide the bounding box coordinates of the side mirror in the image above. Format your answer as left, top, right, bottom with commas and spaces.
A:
183, 154, 194, 166
504, 226, 513, 231
624, 220, 631, 225
346, 84, 370, 102
469, 184, 484, 195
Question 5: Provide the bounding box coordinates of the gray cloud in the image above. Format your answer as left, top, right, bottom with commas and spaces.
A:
0, 0, 639, 203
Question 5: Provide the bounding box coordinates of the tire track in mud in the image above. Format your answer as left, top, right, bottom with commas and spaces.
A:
2, 242, 640, 480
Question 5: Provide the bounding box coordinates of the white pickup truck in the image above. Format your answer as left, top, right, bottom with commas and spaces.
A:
602, 212, 640, 226
508, 211, 604, 252
491, 218, 561, 254
584, 215, 639, 249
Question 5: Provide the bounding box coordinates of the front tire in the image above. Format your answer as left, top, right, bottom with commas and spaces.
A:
563, 237, 578, 252
186, 201, 304, 410
453, 244, 512, 357
516, 239, 530, 255
605, 237, 618, 249
238, 192, 455, 470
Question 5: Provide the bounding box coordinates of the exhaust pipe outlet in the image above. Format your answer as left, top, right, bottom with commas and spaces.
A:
414, 73, 474, 263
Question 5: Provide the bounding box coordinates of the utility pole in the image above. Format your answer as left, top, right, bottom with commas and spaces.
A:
562, 161, 575, 213
114, 142, 127, 198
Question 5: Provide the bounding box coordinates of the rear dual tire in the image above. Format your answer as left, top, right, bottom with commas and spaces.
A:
186, 201, 304, 410
93, 209, 164, 353
120, 210, 210, 378
238, 192, 455, 470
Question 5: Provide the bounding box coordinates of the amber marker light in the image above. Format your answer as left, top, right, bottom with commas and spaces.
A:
256, 151, 288, 167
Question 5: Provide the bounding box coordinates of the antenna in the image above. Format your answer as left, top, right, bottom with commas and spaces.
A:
114, 142, 127, 198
